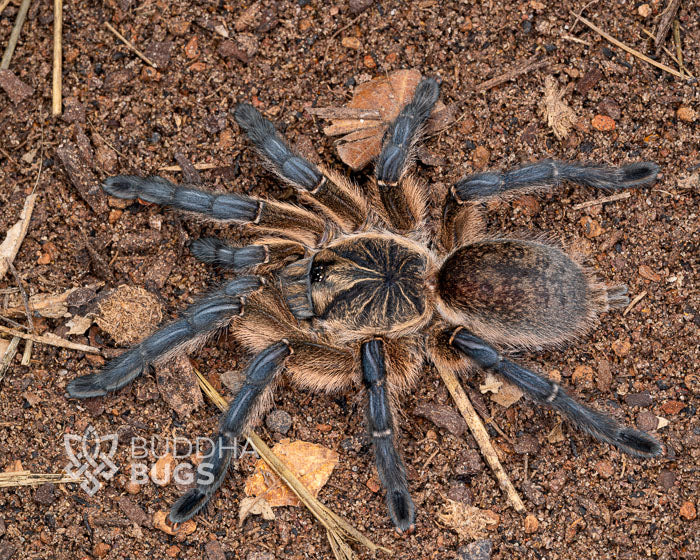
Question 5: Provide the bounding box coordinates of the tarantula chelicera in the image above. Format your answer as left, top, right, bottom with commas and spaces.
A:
68, 78, 662, 533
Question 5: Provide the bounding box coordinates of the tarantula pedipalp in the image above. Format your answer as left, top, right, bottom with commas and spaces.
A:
67, 78, 662, 533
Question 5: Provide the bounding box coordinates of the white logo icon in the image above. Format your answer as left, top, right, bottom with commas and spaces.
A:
64, 426, 119, 496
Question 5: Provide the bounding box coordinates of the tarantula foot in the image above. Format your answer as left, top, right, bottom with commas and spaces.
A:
66, 374, 109, 398
617, 428, 662, 458
387, 488, 415, 534
169, 489, 208, 523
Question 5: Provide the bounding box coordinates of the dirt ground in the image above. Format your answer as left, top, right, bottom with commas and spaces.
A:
0, 1, 698, 559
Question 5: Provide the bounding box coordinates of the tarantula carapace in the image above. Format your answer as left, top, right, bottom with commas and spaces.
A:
68, 78, 662, 533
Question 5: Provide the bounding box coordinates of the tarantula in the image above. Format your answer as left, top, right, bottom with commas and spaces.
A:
67, 78, 662, 533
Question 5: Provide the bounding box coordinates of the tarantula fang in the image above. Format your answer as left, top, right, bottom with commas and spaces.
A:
67, 77, 661, 533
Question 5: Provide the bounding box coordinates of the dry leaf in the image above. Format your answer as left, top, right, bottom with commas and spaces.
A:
238, 496, 276, 526
155, 355, 204, 418
480, 372, 523, 408
540, 76, 577, 140
438, 500, 500, 541
66, 315, 93, 336
0, 194, 37, 282
244, 439, 339, 507
547, 422, 565, 444
307, 69, 453, 170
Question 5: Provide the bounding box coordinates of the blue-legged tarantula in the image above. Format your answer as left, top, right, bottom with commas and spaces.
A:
68, 78, 661, 533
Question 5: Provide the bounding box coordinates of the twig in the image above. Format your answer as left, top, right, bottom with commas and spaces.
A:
0, 324, 101, 354
623, 291, 647, 316
158, 162, 219, 172
641, 28, 695, 79
572, 191, 631, 210
0, 471, 84, 488
323, 12, 367, 61
561, 33, 592, 46
306, 107, 381, 120
0, 193, 38, 282
0, 336, 21, 383
438, 367, 527, 513
7, 260, 33, 332
672, 20, 686, 78
654, 0, 682, 56
573, 12, 691, 81
475, 56, 548, 92
53, 0, 63, 116
0, 0, 31, 70
193, 369, 390, 559
569, 0, 599, 34
104, 22, 158, 68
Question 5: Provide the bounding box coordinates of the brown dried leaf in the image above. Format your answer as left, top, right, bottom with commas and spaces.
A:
155, 355, 204, 418
244, 439, 338, 507
480, 372, 523, 408
238, 496, 276, 526
310, 69, 452, 170
438, 500, 500, 541
540, 76, 577, 140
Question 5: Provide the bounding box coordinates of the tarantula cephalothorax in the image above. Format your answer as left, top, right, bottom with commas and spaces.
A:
67, 78, 662, 533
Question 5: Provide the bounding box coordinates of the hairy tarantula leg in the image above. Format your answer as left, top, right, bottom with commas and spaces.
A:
375, 77, 440, 231
361, 339, 415, 533
449, 328, 662, 458
102, 175, 326, 246
234, 104, 369, 231
451, 159, 659, 203
190, 237, 305, 270
170, 341, 291, 523
66, 277, 263, 398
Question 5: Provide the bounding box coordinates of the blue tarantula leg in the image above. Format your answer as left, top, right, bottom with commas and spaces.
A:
234, 103, 369, 232
449, 327, 662, 458
451, 159, 659, 202
169, 341, 291, 523
190, 237, 306, 270
102, 175, 326, 246
361, 339, 415, 533
375, 77, 440, 231
66, 276, 263, 398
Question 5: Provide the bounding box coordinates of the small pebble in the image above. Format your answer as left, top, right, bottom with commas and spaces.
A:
637, 3, 651, 17
34, 482, 56, 506
166, 545, 180, 558
661, 400, 685, 415
366, 477, 380, 493
150, 453, 176, 486
580, 216, 604, 238
265, 409, 292, 435
638, 265, 662, 282
636, 411, 658, 432
341, 37, 361, 50
455, 449, 484, 475
205, 540, 226, 560
363, 54, 376, 69
524, 514, 539, 533
592, 114, 616, 131
349, 0, 374, 14
595, 460, 614, 479
625, 392, 653, 407
472, 145, 490, 169
93, 542, 111, 558
514, 434, 540, 455
611, 337, 631, 357
679, 501, 696, 520
676, 106, 697, 123
458, 539, 493, 560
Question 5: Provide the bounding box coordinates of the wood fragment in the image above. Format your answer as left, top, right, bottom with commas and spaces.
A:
306, 107, 381, 120
438, 367, 527, 514
572, 191, 631, 210
672, 19, 686, 78
0, 193, 38, 282
0, 0, 31, 70
0, 324, 101, 354
193, 369, 390, 559
0, 471, 84, 488
20, 339, 32, 366
574, 12, 691, 81
623, 291, 647, 316
0, 336, 21, 382
104, 22, 158, 69
475, 56, 548, 92
158, 162, 219, 172
654, 0, 682, 56
561, 33, 592, 46
53, 0, 63, 116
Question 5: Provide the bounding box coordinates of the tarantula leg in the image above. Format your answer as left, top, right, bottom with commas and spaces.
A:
361, 339, 415, 533
234, 104, 368, 231
191, 237, 305, 270
102, 175, 326, 246
170, 341, 291, 523
376, 78, 439, 231
450, 159, 659, 203
449, 327, 662, 458
66, 276, 263, 398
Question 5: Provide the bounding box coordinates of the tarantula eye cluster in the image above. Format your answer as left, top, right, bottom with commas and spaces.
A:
68, 78, 661, 533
